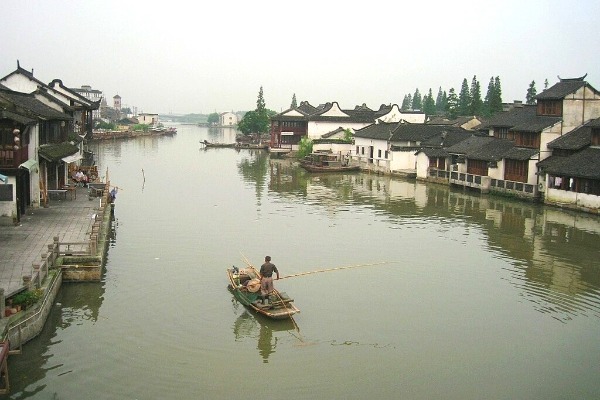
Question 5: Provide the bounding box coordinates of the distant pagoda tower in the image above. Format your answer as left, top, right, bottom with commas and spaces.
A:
113, 94, 122, 111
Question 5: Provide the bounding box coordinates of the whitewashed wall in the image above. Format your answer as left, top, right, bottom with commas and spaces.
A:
562, 86, 600, 134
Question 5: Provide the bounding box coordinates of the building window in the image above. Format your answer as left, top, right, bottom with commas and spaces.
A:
384, 151, 388, 159
504, 159, 528, 183
592, 129, 600, 146
496, 128, 508, 139
538, 100, 562, 116
378, 149, 381, 158
515, 132, 540, 148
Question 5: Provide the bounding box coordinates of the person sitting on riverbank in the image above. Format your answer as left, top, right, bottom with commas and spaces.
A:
73, 170, 89, 187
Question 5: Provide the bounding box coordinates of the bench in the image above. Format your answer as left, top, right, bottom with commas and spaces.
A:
47, 189, 68, 200
61, 185, 77, 200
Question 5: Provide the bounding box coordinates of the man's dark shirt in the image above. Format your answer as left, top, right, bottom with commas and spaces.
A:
260, 262, 278, 278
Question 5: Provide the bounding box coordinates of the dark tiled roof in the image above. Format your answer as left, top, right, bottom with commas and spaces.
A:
418, 148, 450, 158
0, 109, 36, 124
298, 101, 318, 115
478, 104, 560, 132
547, 118, 600, 150
0, 89, 72, 120
354, 122, 397, 140
321, 127, 346, 138
503, 146, 539, 161
537, 147, 600, 179
390, 123, 460, 142
446, 136, 520, 161
38, 142, 79, 161
420, 128, 473, 148
536, 80, 586, 100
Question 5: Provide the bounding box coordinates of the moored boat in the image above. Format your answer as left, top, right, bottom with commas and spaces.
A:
299, 152, 360, 172
227, 265, 299, 320
201, 140, 237, 148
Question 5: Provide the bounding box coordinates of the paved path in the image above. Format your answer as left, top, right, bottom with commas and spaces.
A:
0, 186, 100, 297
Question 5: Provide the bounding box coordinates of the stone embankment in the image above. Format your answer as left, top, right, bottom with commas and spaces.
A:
91, 127, 176, 140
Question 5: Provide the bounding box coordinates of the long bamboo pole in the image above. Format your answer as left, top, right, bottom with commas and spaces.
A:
279, 261, 390, 280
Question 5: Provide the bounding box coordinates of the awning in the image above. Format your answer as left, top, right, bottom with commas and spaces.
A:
61, 153, 83, 164
38, 142, 80, 162
19, 159, 39, 173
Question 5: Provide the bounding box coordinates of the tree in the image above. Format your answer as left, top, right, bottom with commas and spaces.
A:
291, 93, 297, 109
525, 80, 537, 105
207, 112, 220, 125
435, 87, 444, 113
446, 88, 459, 119
483, 77, 495, 117
412, 88, 422, 110
469, 76, 483, 116
256, 86, 266, 115
458, 78, 471, 116
544, 79, 549, 89
237, 87, 271, 135
401, 94, 412, 111
423, 88, 436, 115
492, 76, 503, 114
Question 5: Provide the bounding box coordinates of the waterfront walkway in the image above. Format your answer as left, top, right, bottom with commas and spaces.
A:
0, 186, 99, 297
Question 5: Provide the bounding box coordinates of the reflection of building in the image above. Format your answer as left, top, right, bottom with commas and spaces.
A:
266, 161, 600, 322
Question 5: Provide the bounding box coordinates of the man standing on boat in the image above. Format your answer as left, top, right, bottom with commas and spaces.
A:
260, 256, 279, 305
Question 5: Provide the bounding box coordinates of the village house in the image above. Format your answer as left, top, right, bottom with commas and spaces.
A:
0, 85, 74, 224
71, 85, 103, 120
412, 75, 600, 208
137, 113, 159, 126
0, 63, 99, 224
219, 111, 237, 127
355, 122, 471, 175
269, 101, 425, 150
537, 117, 600, 213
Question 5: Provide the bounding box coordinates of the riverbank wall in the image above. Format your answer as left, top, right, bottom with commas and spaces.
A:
0, 181, 114, 351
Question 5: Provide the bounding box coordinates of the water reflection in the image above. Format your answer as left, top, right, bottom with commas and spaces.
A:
8, 281, 106, 396
232, 311, 296, 363
258, 158, 600, 322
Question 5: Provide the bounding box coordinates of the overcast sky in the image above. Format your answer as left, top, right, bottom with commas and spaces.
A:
2, 0, 599, 115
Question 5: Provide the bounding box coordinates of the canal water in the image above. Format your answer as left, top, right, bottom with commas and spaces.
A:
7, 124, 600, 399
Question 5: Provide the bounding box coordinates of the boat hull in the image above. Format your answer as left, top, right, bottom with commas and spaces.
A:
227, 267, 299, 320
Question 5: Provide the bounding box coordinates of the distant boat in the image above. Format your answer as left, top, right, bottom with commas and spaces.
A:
200, 140, 237, 148
299, 152, 360, 172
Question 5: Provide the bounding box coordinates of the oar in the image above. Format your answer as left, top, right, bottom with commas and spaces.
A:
279, 261, 391, 280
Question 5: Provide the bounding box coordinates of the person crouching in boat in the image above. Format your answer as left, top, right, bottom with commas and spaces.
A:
260, 256, 279, 305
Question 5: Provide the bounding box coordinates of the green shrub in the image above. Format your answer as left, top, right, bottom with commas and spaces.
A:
297, 137, 313, 158
12, 289, 43, 308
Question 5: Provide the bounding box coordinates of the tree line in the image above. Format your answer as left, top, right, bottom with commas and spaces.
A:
401, 76, 549, 118
238, 77, 551, 136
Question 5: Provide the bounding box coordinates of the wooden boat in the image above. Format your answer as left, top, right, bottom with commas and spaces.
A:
201, 140, 237, 148
227, 266, 299, 320
299, 152, 360, 172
